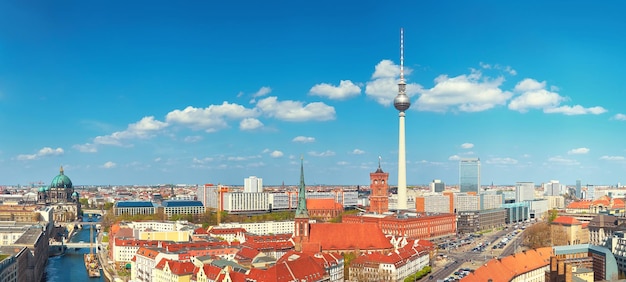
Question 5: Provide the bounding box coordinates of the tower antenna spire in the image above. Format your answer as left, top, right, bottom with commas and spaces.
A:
400, 28, 405, 82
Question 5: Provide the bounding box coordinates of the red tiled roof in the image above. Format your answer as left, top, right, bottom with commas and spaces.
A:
566, 200, 592, 209
249, 252, 327, 282
308, 223, 393, 251
194, 227, 208, 234
235, 247, 260, 261
306, 198, 343, 210
461, 247, 553, 282
552, 216, 581, 225
155, 258, 196, 276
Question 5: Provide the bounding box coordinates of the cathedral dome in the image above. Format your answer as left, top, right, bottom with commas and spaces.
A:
50, 166, 73, 189
72, 191, 79, 198
38, 187, 45, 192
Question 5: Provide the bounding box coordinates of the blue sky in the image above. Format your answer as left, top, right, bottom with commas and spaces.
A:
1, 1, 626, 186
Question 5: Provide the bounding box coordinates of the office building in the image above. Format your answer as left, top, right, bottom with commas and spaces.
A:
515, 182, 535, 202
244, 176, 263, 193
576, 179, 582, 199
430, 179, 445, 193
459, 158, 480, 194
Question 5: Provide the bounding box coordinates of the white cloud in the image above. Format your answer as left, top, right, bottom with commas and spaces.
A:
166, 102, 257, 132
600, 155, 625, 161
239, 118, 263, 130
461, 143, 474, 149
547, 156, 579, 166
544, 105, 607, 115
568, 147, 590, 155
486, 157, 518, 165
192, 157, 213, 164
270, 150, 284, 158
154, 157, 162, 162
508, 79, 564, 113
416, 69, 512, 112
16, 147, 64, 160
337, 161, 349, 165
612, 113, 626, 121
102, 161, 116, 169
256, 96, 335, 122
351, 149, 365, 155
183, 136, 203, 143
509, 78, 607, 115
253, 86, 272, 98
479, 62, 517, 75
448, 155, 461, 161
309, 80, 361, 100
292, 136, 316, 143
365, 60, 422, 106
308, 150, 336, 157
73, 143, 97, 153
93, 116, 168, 146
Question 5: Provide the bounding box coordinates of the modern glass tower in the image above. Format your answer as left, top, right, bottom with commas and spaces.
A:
459, 158, 480, 194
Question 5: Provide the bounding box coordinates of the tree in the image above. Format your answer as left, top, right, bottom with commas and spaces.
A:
546, 209, 559, 223
551, 224, 569, 246
522, 222, 552, 249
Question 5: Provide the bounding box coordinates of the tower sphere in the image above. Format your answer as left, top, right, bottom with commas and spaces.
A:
394, 94, 411, 112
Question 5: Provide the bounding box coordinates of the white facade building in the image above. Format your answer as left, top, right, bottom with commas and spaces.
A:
543, 180, 564, 196
543, 195, 565, 209
217, 220, 296, 235
223, 192, 270, 213
454, 194, 480, 212
480, 193, 503, 210
516, 182, 535, 202
420, 195, 450, 213
244, 176, 263, 193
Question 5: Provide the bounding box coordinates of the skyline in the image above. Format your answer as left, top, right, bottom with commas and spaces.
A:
2, 1, 626, 186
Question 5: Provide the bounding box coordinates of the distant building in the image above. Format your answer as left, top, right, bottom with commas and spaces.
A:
576, 180, 582, 199
454, 193, 480, 212
113, 201, 157, 217
343, 212, 456, 241
587, 214, 623, 246
306, 198, 343, 222
586, 184, 596, 200
415, 195, 450, 214
502, 202, 530, 223
368, 161, 389, 214
244, 176, 263, 193
161, 200, 205, 219
459, 158, 480, 194
551, 216, 589, 245
430, 179, 445, 193
515, 182, 535, 202
543, 196, 565, 210
457, 208, 506, 234
36, 166, 81, 222
480, 193, 503, 210
543, 180, 564, 196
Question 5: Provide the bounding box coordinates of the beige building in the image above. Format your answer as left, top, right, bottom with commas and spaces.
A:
551, 216, 589, 245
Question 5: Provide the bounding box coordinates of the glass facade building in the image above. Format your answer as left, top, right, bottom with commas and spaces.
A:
459, 158, 480, 194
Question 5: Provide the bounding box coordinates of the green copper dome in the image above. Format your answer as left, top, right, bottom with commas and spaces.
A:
38, 187, 45, 192
50, 166, 73, 189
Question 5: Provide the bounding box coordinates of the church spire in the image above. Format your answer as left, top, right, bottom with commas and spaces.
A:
295, 156, 309, 218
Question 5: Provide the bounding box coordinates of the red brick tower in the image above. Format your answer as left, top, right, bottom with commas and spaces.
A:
369, 157, 389, 214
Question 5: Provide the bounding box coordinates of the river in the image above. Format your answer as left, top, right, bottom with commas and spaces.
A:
45, 219, 104, 282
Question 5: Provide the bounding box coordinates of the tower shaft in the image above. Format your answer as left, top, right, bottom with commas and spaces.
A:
397, 112, 408, 209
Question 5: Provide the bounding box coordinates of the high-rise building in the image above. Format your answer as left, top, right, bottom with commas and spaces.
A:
515, 182, 535, 203
197, 184, 217, 207
586, 184, 596, 200
244, 176, 263, 193
459, 158, 480, 194
543, 180, 563, 196
576, 180, 582, 199
430, 179, 445, 193
369, 157, 389, 214
394, 28, 411, 210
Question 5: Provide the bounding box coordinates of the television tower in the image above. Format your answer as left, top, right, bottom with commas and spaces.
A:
394, 28, 410, 210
